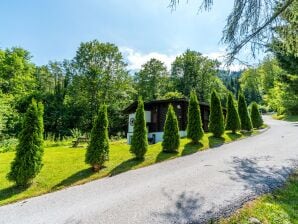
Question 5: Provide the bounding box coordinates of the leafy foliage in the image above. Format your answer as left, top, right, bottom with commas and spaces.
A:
208, 91, 225, 137
7, 99, 44, 186
250, 102, 264, 128
85, 104, 109, 171
134, 58, 170, 101
187, 90, 204, 143
130, 98, 148, 160
162, 104, 180, 152
238, 94, 252, 131
171, 49, 228, 102
225, 93, 240, 133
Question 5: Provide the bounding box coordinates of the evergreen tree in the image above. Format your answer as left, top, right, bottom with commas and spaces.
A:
130, 98, 148, 160
225, 93, 241, 133
250, 102, 264, 128
187, 90, 204, 143
7, 99, 44, 186
238, 94, 253, 131
208, 91, 225, 137
85, 104, 109, 171
162, 104, 180, 152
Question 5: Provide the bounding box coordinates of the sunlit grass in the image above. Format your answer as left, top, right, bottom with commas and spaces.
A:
273, 114, 298, 122
220, 172, 298, 224
0, 131, 257, 206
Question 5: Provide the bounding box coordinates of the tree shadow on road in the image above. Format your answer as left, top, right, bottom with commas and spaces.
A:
223, 156, 294, 194
154, 189, 206, 223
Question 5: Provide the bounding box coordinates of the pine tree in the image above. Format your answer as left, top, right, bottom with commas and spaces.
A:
250, 102, 264, 128
208, 91, 225, 137
225, 93, 241, 133
85, 104, 109, 171
130, 98, 148, 160
7, 99, 44, 186
238, 94, 253, 131
162, 104, 180, 152
187, 90, 204, 143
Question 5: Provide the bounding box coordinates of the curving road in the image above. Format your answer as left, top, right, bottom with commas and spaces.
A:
0, 116, 298, 224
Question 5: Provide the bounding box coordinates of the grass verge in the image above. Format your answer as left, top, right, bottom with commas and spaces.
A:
220, 171, 298, 224
272, 114, 298, 122
0, 130, 258, 206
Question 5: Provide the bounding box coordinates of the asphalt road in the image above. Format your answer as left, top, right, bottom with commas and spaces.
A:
0, 116, 298, 224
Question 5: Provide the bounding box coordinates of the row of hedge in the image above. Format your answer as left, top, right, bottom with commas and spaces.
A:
7, 91, 263, 186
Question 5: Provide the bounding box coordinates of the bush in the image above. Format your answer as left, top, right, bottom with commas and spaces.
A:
0, 138, 18, 153
251, 102, 264, 128
7, 99, 44, 186
208, 91, 225, 137
162, 104, 180, 152
130, 98, 148, 160
85, 104, 109, 171
225, 93, 240, 133
238, 94, 253, 131
187, 90, 204, 143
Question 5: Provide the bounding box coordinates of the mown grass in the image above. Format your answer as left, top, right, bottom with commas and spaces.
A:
0, 131, 257, 206
220, 172, 298, 224
273, 114, 298, 122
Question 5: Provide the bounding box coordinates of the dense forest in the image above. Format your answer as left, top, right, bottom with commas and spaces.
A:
0, 38, 297, 143
0, 1, 297, 142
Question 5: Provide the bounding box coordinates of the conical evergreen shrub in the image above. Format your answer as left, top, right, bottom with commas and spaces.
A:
7, 99, 44, 186
208, 91, 225, 137
162, 104, 180, 152
187, 90, 204, 143
238, 94, 253, 131
250, 102, 264, 128
130, 98, 148, 160
225, 93, 240, 133
85, 104, 109, 171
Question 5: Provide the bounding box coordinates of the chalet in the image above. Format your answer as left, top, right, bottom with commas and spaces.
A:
123, 98, 212, 144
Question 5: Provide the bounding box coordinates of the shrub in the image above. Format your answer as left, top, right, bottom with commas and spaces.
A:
130, 98, 148, 160
251, 102, 264, 128
238, 94, 253, 131
208, 91, 225, 137
7, 99, 44, 186
0, 138, 18, 153
85, 104, 109, 171
225, 93, 241, 133
162, 104, 180, 152
187, 90, 204, 143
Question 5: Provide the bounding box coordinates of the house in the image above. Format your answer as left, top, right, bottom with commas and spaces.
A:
123, 98, 212, 144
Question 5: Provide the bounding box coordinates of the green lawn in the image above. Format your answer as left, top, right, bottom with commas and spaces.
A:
220, 172, 298, 224
273, 114, 298, 122
0, 131, 256, 206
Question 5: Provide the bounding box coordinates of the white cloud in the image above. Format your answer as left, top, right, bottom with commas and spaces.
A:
120, 47, 179, 71
120, 47, 247, 72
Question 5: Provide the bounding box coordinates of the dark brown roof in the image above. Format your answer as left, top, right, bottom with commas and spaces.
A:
123, 98, 209, 114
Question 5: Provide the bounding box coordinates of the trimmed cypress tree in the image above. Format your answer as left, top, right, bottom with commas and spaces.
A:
162, 104, 180, 152
238, 94, 253, 131
250, 102, 264, 129
187, 90, 204, 143
208, 91, 225, 137
130, 98, 148, 160
7, 99, 44, 186
225, 93, 241, 133
85, 104, 109, 171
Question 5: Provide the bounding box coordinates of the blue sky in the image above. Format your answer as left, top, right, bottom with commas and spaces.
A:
0, 0, 253, 70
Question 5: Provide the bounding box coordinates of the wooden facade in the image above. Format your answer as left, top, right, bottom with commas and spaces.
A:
123, 98, 212, 132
